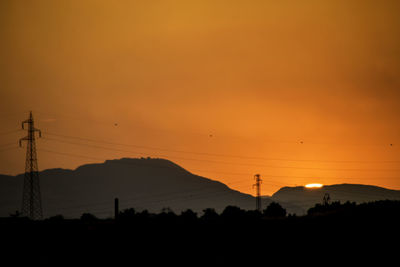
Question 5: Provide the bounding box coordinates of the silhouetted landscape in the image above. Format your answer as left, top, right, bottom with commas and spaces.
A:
1, 158, 400, 264
2, 0, 400, 265
2, 158, 399, 218
2, 199, 400, 265
272, 183, 400, 214
0, 158, 262, 217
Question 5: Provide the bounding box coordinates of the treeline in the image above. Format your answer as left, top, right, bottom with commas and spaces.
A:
2, 200, 400, 265
80, 199, 400, 223
115, 201, 288, 224
4, 200, 400, 223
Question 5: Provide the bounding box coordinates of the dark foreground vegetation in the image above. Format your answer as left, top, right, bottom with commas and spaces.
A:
1, 200, 400, 265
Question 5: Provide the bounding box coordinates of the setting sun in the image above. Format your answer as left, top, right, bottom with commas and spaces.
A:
305, 183, 324, 188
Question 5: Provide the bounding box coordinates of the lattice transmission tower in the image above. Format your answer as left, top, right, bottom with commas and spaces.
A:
253, 174, 262, 211
19, 111, 43, 220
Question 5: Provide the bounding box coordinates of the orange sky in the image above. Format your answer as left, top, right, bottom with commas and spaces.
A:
1, 0, 400, 196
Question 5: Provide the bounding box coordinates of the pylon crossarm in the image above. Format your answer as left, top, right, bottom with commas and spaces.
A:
34, 128, 42, 138
21, 119, 30, 129
19, 136, 29, 147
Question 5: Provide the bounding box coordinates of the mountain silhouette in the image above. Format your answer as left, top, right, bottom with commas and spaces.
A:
272, 184, 400, 214
0, 158, 271, 218
2, 158, 400, 218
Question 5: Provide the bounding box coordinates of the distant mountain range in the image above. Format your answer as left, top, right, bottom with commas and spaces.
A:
272, 184, 400, 214
1, 158, 399, 218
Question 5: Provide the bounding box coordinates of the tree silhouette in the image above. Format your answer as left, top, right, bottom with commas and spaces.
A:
221, 206, 246, 221
307, 201, 356, 216
263, 202, 286, 218
119, 208, 136, 220
180, 209, 198, 223
157, 207, 177, 223
201, 208, 219, 222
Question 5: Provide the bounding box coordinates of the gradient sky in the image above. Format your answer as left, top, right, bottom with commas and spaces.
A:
1, 0, 400, 195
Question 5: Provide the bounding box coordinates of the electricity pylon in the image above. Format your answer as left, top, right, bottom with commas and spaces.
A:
323, 193, 331, 206
19, 111, 43, 220
253, 174, 262, 211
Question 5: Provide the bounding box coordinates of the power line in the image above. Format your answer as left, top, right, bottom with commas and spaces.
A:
37, 148, 400, 198
0, 129, 22, 136
37, 148, 400, 187
38, 116, 397, 148
0, 111, 27, 121
0, 146, 19, 152
45, 181, 251, 214
37, 148, 300, 191
42, 173, 262, 216
195, 170, 400, 181
4, 114, 398, 217
35, 111, 210, 137
40, 136, 400, 172
0, 142, 18, 148
44, 178, 400, 218
36, 147, 400, 201
39, 148, 105, 161
43, 131, 400, 164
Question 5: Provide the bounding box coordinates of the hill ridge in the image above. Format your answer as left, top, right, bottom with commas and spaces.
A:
1, 158, 400, 217
0, 157, 264, 218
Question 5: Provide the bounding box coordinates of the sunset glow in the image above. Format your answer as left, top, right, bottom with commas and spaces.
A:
1, 1, 400, 196
305, 184, 324, 189
1, 2, 398, 261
